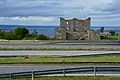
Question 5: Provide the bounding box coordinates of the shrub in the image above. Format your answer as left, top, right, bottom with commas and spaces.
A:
36, 34, 49, 40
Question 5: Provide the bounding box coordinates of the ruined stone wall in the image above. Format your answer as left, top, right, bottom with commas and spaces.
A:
60, 18, 91, 32
93, 30, 101, 40
55, 17, 100, 40
73, 18, 90, 32
55, 27, 66, 40
87, 29, 100, 40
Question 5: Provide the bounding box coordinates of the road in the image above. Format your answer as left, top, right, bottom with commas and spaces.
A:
0, 64, 120, 74
0, 51, 120, 56
0, 44, 120, 49
0, 40, 120, 49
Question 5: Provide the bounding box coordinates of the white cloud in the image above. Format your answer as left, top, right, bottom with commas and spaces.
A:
0, 16, 56, 21
0, 0, 120, 26
0, 16, 58, 26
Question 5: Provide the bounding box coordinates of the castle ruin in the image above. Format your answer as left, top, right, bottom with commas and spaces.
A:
54, 17, 100, 40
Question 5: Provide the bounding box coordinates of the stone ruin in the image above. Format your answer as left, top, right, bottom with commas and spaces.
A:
54, 17, 100, 40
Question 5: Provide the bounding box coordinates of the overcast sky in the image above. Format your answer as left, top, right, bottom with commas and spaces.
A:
0, 0, 120, 26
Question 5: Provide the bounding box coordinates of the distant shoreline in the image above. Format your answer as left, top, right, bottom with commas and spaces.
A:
0, 25, 120, 37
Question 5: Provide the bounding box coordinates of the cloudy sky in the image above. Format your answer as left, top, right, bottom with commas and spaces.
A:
0, 0, 120, 26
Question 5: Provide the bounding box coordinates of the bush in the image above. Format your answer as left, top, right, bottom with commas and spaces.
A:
3, 31, 18, 40
36, 34, 49, 40
109, 31, 115, 36
0, 28, 50, 40
23, 34, 37, 40
0, 30, 5, 39
100, 35, 118, 40
108, 36, 118, 40
14, 28, 29, 40
100, 35, 109, 40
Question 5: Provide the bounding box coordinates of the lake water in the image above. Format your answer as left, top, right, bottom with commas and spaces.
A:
0, 25, 120, 37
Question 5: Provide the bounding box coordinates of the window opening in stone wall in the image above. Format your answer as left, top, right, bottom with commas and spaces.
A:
66, 22, 68, 24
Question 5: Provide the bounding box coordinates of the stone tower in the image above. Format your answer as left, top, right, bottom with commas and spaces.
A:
54, 17, 100, 40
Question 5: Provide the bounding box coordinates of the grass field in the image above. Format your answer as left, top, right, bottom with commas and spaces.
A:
0, 56, 120, 64
2, 76, 120, 80
108, 36, 119, 40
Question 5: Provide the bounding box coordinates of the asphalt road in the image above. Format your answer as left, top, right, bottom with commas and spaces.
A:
0, 40, 120, 49
0, 64, 120, 74
0, 51, 120, 56
0, 44, 120, 49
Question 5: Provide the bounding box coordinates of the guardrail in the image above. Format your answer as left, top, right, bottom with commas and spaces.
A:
0, 67, 120, 79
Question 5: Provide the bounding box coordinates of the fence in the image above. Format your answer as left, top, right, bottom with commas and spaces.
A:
0, 67, 120, 79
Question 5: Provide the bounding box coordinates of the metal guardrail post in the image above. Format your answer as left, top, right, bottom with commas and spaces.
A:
85, 44, 87, 50
94, 66, 96, 77
69, 44, 70, 49
10, 73, 12, 79
32, 71, 34, 80
63, 68, 66, 76
54, 44, 56, 49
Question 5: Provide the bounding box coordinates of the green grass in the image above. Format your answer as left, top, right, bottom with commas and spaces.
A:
2, 76, 120, 80
101, 35, 120, 40
0, 56, 120, 64
108, 36, 119, 40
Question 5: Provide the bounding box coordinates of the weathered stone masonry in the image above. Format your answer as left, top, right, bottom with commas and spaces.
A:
55, 17, 100, 40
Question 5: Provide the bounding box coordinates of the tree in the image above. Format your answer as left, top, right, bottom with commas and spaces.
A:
14, 28, 29, 40
116, 33, 119, 36
36, 34, 49, 40
0, 30, 5, 39
4, 31, 17, 40
100, 35, 109, 40
23, 34, 37, 40
109, 31, 115, 36
100, 27, 104, 33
